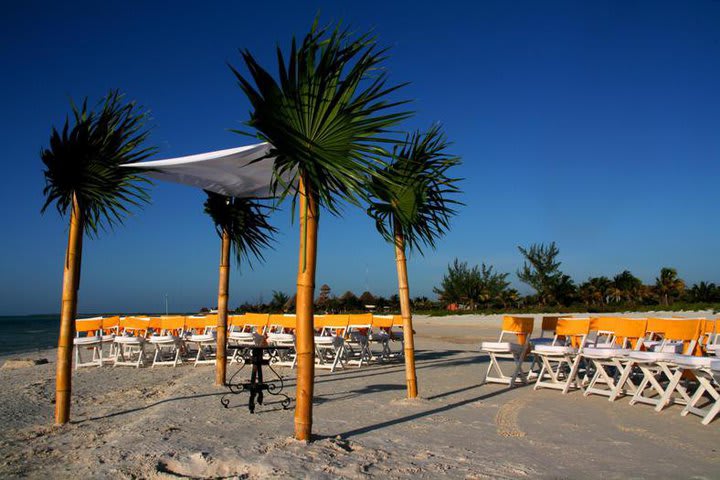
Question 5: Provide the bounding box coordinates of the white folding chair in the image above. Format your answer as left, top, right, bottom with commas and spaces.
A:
267, 314, 297, 368
314, 315, 349, 373
227, 314, 268, 364
113, 317, 150, 368
625, 318, 701, 411
664, 356, 720, 425
344, 314, 373, 367
532, 317, 590, 394
73, 317, 104, 369
479, 316, 534, 386
369, 315, 393, 362
148, 316, 185, 367
184, 315, 218, 366
582, 318, 647, 399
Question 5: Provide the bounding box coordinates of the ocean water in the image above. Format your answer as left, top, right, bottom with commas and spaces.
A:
0, 315, 60, 355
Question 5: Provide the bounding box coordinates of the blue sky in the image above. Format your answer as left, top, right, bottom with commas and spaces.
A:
1, 1, 719, 315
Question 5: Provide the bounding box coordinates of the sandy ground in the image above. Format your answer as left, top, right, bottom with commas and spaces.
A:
0, 313, 718, 479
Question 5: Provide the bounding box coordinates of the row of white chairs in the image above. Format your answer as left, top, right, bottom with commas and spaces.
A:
73, 313, 407, 371
480, 316, 720, 426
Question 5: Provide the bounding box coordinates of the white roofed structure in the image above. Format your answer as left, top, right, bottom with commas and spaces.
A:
125, 142, 279, 198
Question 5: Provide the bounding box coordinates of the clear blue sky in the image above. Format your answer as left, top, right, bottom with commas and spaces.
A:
1, 1, 718, 315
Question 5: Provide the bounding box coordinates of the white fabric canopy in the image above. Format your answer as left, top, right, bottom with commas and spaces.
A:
125, 142, 278, 198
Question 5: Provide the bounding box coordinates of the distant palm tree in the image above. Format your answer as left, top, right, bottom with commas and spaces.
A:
613, 270, 643, 303
270, 290, 290, 312
230, 19, 410, 440
41, 91, 156, 424
689, 281, 719, 303
203, 191, 276, 386
655, 267, 685, 306
366, 125, 461, 397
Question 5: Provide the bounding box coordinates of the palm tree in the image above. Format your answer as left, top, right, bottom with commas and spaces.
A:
655, 267, 685, 306
689, 281, 719, 303
270, 290, 290, 312
366, 125, 461, 397
41, 91, 155, 424
613, 270, 643, 303
203, 191, 276, 386
230, 19, 410, 440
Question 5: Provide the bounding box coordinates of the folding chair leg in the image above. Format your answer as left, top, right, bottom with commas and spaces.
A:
655, 369, 683, 412
609, 362, 634, 402
563, 357, 582, 394
681, 374, 720, 425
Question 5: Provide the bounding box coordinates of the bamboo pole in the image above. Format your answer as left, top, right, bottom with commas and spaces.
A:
215, 227, 230, 386
55, 193, 83, 425
393, 216, 418, 398
294, 174, 318, 441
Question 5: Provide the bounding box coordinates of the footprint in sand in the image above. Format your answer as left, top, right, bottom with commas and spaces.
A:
495, 397, 527, 438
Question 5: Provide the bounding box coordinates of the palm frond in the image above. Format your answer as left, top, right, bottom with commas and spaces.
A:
203, 191, 277, 269
229, 19, 412, 217
366, 124, 463, 254
41, 90, 156, 237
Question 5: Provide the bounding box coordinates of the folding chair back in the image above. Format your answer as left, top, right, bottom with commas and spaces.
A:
657, 318, 702, 355
589, 316, 616, 331
645, 317, 674, 340
613, 317, 647, 349
699, 319, 717, 352
183, 316, 207, 333
371, 315, 393, 329
76, 318, 103, 336
120, 317, 150, 337
700, 318, 716, 338
319, 314, 350, 336
540, 316, 560, 337
314, 315, 344, 330
242, 313, 270, 333
589, 316, 618, 346
159, 316, 185, 335
268, 314, 295, 333
556, 317, 591, 348
348, 313, 373, 327
101, 316, 120, 333
228, 314, 245, 327
202, 315, 218, 330
312, 315, 325, 330
148, 317, 162, 332
501, 316, 534, 344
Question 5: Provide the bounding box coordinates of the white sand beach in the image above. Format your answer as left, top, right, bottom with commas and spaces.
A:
1, 313, 718, 479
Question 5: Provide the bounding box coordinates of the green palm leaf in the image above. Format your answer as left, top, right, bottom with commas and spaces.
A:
229, 19, 412, 216
40, 90, 156, 237
366, 124, 463, 253
203, 191, 277, 268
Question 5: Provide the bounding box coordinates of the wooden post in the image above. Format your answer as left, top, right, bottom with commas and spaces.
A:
215, 227, 230, 386
394, 216, 418, 398
294, 174, 318, 441
55, 193, 83, 425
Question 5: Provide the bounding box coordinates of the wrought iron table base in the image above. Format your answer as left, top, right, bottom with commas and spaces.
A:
221, 346, 292, 413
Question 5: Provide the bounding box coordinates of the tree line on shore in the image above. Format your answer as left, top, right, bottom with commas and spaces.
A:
233, 284, 436, 314
433, 242, 720, 312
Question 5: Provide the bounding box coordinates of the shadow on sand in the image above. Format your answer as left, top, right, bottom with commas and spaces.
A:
72, 348, 507, 424
335, 385, 525, 439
